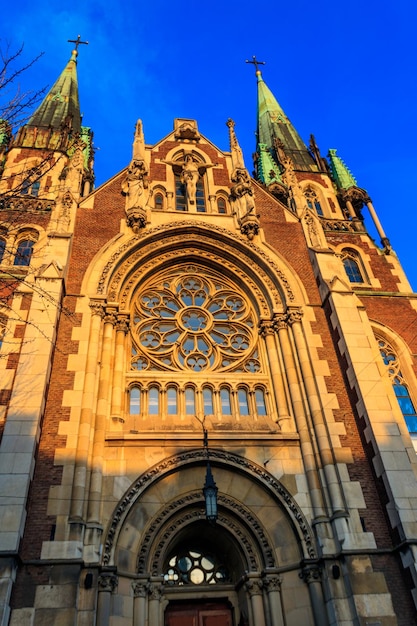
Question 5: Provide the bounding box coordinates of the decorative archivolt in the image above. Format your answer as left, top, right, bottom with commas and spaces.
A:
95, 221, 300, 314
102, 448, 317, 568
140, 493, 275, 576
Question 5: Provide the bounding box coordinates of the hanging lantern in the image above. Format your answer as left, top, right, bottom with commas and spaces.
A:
203, 461, 218, 522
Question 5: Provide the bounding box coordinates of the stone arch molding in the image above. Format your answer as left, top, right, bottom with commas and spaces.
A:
102, 448, 317, 571
84, 220, 306, 314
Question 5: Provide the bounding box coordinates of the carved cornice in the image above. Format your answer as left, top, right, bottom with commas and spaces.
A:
0, 196, 55, 213
102, 449, 316, 567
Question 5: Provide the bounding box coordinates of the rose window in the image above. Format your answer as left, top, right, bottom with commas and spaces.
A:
131, 265, 260, 372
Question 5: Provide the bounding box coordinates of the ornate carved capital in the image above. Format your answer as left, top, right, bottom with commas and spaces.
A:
259, 319, 275, 337
132, 581, 147, 598
263, 575, 282, 593
89, 300, 105, 318
103, 311, 117, 326
287, 308, 303, 326
299, 564, 321, 585
115, 314, 129, 334
272, 313, 288, 332
98, 573, 118, 593
245, 578, 263, 597
147, 582, 163, 601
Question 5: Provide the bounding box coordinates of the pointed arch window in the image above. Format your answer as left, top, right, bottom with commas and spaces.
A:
185, 387, 196, 415
238, 388, 249, 415
129, 386, 141, 415
21, 179, 40, 197
14, 239, 34, 266
217, 197, 227, 214
148, 386, 160, 415
255, 388, 267, 416
203, 387, 214, 415
0, 239, 5, 264
167, 386, 178, 415
378, 337, 417, 433
175, 172, 187, 211
220, 388, 232, 415
341, 249, 365, 283
304, 186, 323, 216
154, 192, 164, 210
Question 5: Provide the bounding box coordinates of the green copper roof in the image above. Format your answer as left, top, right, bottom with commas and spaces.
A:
256, 70, 316, 172
27, 50, 81, 133
257, 143, 284, 186
328, 149, 357, 189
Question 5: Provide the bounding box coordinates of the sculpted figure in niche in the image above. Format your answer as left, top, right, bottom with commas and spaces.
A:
180, 154, 200, 204
164, 153, 215, 205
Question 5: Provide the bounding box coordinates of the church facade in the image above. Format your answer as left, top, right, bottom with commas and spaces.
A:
0, 46, 417, 626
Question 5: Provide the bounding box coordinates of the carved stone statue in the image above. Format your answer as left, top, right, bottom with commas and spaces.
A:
122, 120, 149, 211
230, 168, 256, 221
180, 154, 200, 204
122, 159, 149, 209
163, 153, 215, 205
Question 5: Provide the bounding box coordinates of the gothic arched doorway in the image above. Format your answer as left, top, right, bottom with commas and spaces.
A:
101, 450, 322, 626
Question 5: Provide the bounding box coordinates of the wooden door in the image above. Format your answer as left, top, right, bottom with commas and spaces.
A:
165, 601, 232, 626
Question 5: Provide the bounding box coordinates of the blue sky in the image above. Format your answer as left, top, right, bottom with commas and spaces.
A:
3, 0, 416, 289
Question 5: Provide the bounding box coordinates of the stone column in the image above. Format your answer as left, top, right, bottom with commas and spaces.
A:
132, 580, 148, 626
87, 307, 117, 524
263, 575, 284, 626
274, 313, 326, 518
166, 191, 174, 211
259, 319, 292, 428
70, 300, 104, 526
110, 313, 129, 429
148, 581, 163, 626
209, 194, 216, 212
345, 199, 356, 219
366, 200, 390, 249
300, 564, 329, 626
245, 576, 266, 626
97, 573, 117, 626
288, 308, 345, 515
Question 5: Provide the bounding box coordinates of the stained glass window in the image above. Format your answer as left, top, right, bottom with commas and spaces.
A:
378, 338, 417, 433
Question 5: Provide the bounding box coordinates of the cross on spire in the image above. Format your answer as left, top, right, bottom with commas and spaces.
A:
246, 55, 266, 73
68, 35, 89, 52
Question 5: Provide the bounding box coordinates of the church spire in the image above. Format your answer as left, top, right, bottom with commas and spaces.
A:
27, 45, 84, 134
14, 38, 88, 151
247, 58, 317, 173
327, 149, 357, 190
